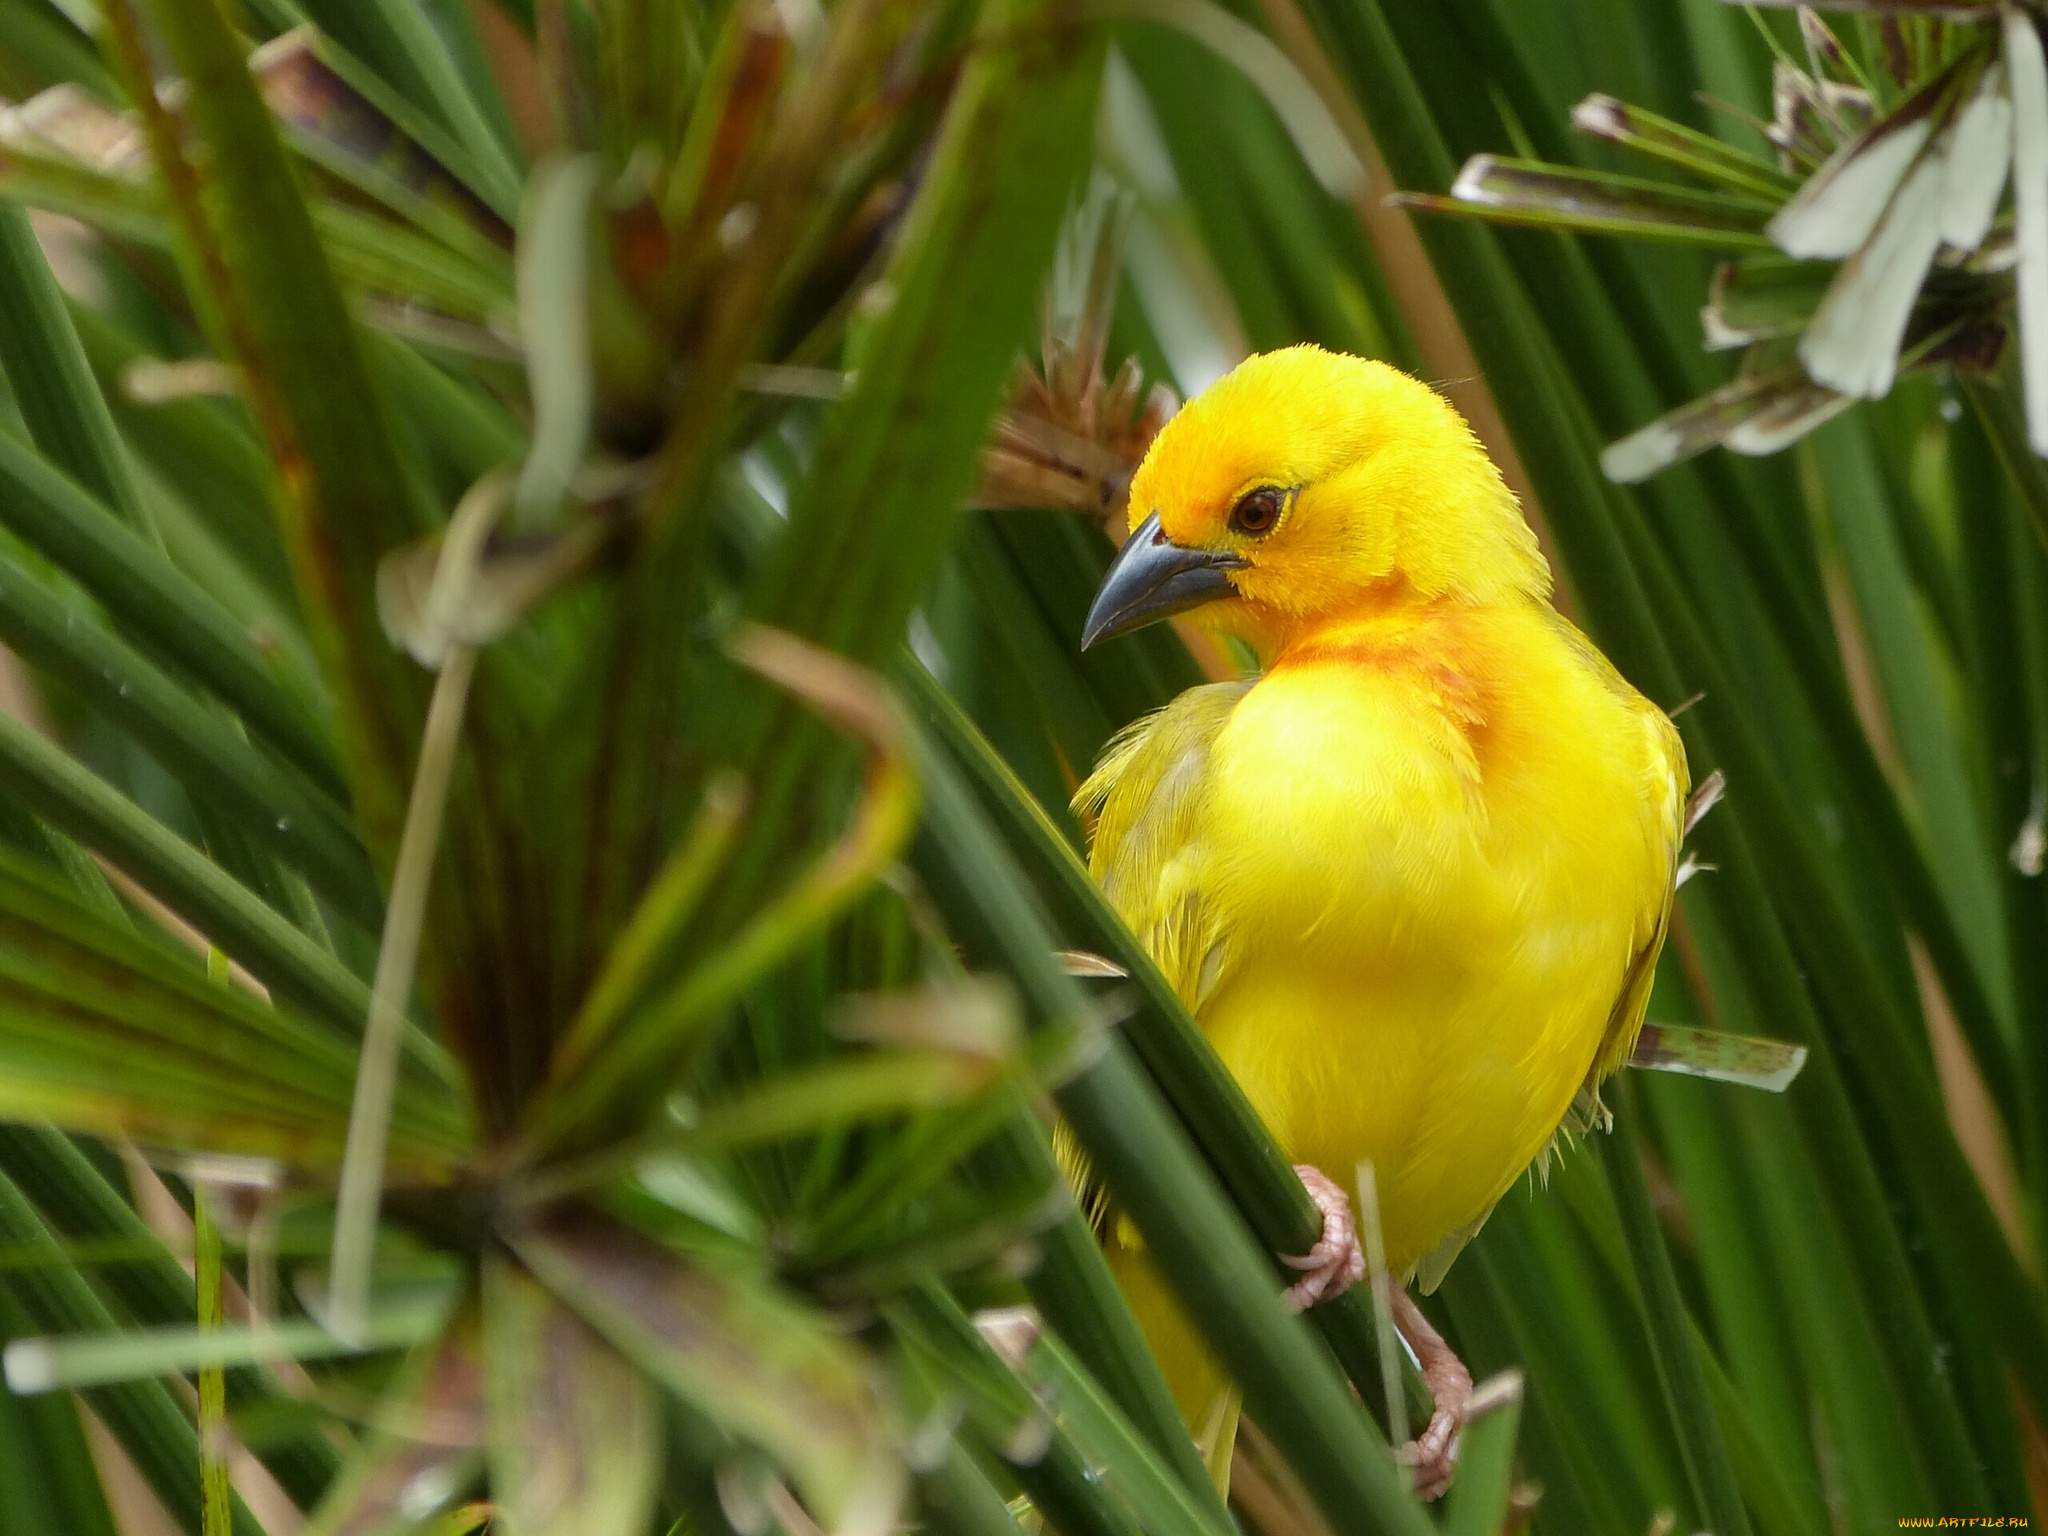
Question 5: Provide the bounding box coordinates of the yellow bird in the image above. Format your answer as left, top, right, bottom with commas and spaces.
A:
1074, 346, 1687, 1494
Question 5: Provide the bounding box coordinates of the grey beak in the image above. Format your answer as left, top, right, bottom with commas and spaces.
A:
1081, 512, 1247, 649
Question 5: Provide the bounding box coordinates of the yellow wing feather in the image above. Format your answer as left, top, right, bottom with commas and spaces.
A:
1073, 678, 1253, 1012
1564, 619, 1691, 1104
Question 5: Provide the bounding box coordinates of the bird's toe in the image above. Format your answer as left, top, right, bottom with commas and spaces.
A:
1399, 1400, 1465, 1501
1393, 1288, 1474, 1500
1280, 1164, 1366, 1310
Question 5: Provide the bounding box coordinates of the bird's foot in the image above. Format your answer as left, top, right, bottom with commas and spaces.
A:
1392, 1288, 1472, 1501
1280, 1164, 1365, 1311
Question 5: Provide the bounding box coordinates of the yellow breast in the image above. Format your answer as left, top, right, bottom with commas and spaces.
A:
1154, 597, 1682, 1276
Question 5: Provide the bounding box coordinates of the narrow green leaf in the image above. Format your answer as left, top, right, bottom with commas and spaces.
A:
0, 1, 116, 99
916, 1443, 1030, 1536
0, 134, 177, 248
1570, 92, 1798, 197
0, 129, 513, 321
192, 1191, 231, 1536
366, 330, 526, 490
0, 710, 457, 1090
0, 1290, 119, 1536
511, 154, 600, 528
4, 1295, 449, 1394
1443, 1218, 1666, 1534
1971, 362, 2048, 546
1438, 1373, 1523, 1536
1015, 1325, 1239, 1536
956, 525, 1115, 774
0, 1166, 266, 1536
0, 1122, 342, 1507
0, 428, 343, 796
961, 1108, 1230, 1517
1805, 415, 2009, 1009
284, 0, 525, 213
1629, 1023, 1807, 1090
0, 553, 378, 921
1951, 398, 2048, 1252
1702, 259, 1836, 349
252, 27, 518, 249
534, 631, 919, 1148
131, 0, 436, 860
64, 299, 299, 605
0, 846, 466, 1166
1599, 1090, 1752, 1536
1101, 1, 1364, 196
1408, 154, 1777, 246
891, 1285, 1147, 1536
0, 198, 148, 528
523, 1048, 1008, 1208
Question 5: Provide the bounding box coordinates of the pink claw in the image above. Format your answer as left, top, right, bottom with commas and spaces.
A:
1280, 1164, 1366, 1311
1393, 1289, 1473, 1501
1272, 1165, 1475, 1499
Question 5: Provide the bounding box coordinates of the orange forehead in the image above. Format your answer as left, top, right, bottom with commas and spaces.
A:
1127, 346, 1451, 545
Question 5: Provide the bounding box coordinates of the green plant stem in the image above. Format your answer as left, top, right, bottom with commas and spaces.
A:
1974, 372, 2048, 556
1600, 1086, 1753, 1536
970, 1108, 1232, 1516
1439, 1375, 1522, 1536
918, 1443, 1031, 1536
897, 1285, 1150, 1536
193, 1189, 230, 1536
332, 643, 476, 1344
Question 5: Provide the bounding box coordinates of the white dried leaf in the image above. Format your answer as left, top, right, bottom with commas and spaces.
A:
0, 83, 144, 170
1939, 59, 2011, 250
2007, 7, 2048, 452
1600, 362, 1850, 482
1800, 140, 1948, 397
1722, 382, 1856, 455
1768, 111, 1933, 258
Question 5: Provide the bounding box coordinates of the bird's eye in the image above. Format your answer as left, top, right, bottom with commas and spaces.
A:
1230, 486, 1285, 536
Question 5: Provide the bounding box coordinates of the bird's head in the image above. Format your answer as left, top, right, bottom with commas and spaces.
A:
1081, 346, 1549, 658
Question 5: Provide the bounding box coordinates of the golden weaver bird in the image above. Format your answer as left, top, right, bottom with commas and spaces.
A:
1073, 345, 1687, 1495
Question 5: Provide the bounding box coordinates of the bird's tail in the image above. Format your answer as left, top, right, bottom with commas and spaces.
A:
1109, 1226, 1242, 1495
1058, 1121, 1245, 1491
